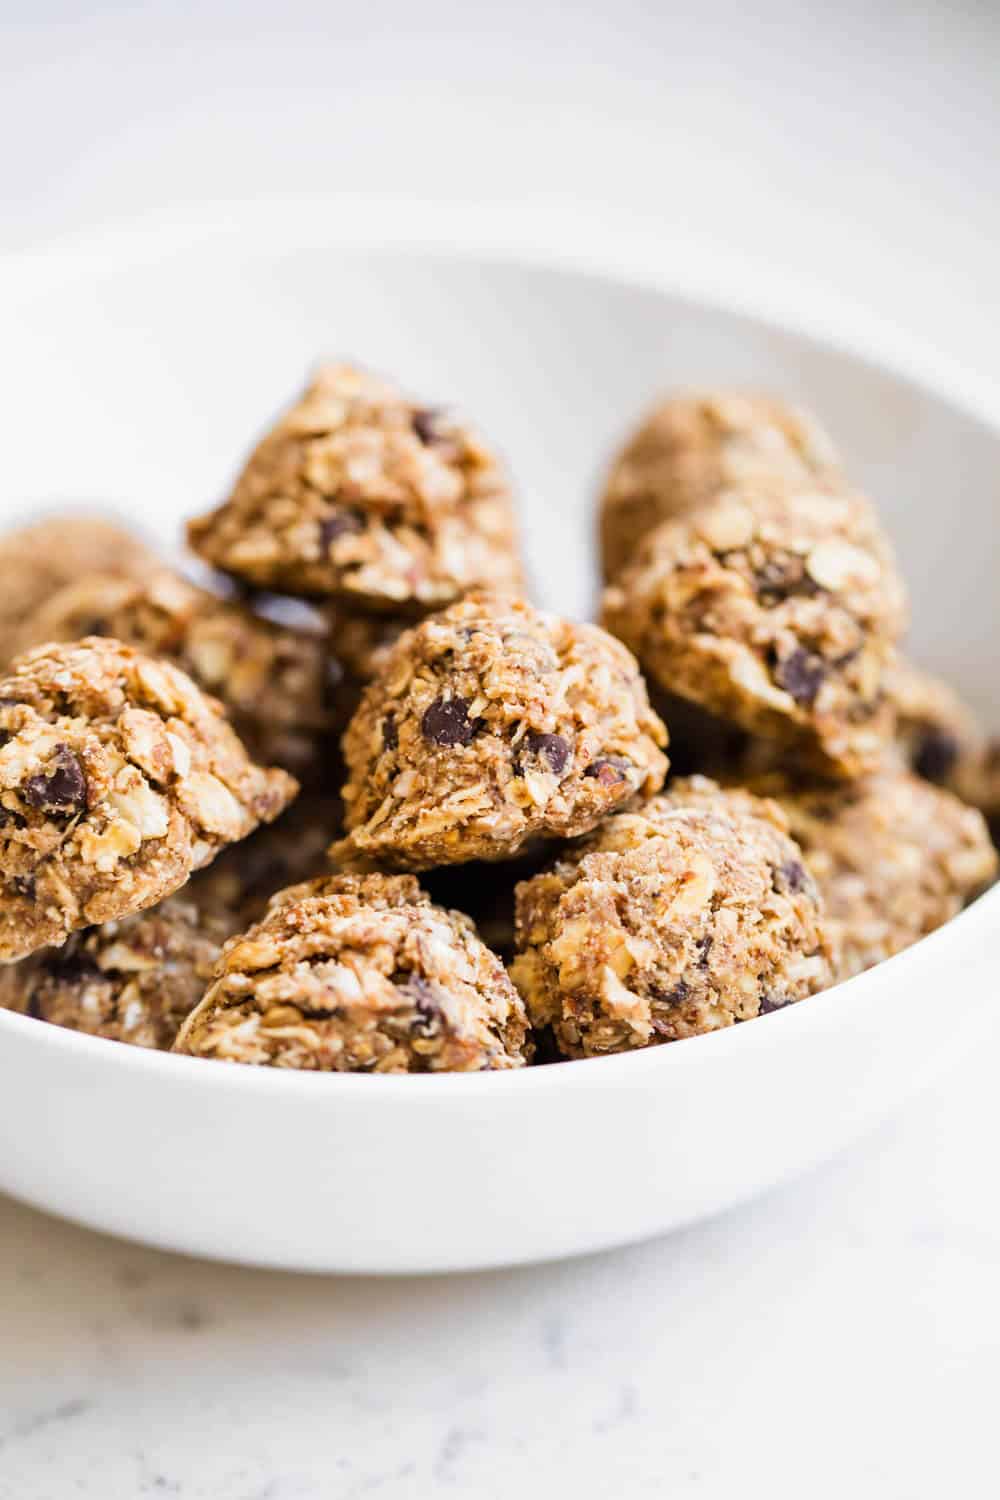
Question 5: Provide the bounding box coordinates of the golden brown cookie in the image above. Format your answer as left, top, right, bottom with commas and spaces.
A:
174, 874, 529, 1072
603, 488, 906, 777
337, 593, 668, 870
0, 637, 296, 960
0, 514, 157, 666
0, 895, 236, 1049
742, 766, 997, 979
11, 568, 342, 779
187, 363, 525, 609
600, 392, 842, 579
511, 776, 834, 1058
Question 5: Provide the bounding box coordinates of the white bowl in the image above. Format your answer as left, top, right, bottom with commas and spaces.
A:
1, 211, 998, 1273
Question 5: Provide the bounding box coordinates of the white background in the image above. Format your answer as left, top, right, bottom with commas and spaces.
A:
2, 3, 1000, 1496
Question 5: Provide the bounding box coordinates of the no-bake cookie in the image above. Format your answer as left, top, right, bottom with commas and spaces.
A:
11, 568, 341, 778
174, 873, 529, 1072
600, 392, 843, 580
0, 515, 157, 667
0, 895, 235, 1049
511, 775, 834, 1057
187, 362, 525, 609
742, 766, 997, 979
0, 637, 296, 961
337, 593, 668, 869
603, 487, 907, 776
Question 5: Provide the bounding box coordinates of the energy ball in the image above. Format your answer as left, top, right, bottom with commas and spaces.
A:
11, 568, 341, 779
603, 487, 907, 777
337, 593, 669, 870
0, 637, 297, 961
599, 392, 842, 580
173, 874, 530, 1072
0, 514, 157, 666
187, 362, 525, 609
743, 767, 997, 980
0, 895, 236, 1050
510, 775, 834, 1058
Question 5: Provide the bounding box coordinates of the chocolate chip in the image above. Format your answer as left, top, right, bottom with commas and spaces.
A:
696, 934, 713, 968
411, 408, 441, 444
524, 731, 570, 774
759, 994, 786, 1015
44, 948, 103, 985
913, 727, 960, 784
650, 979, 690, 1034
382, 713, 398, 751
319, 511, 363, 550
421, 696, 477, 747
584, 756, 632, 787
772, 648, 827, 706
12, 874, 35, 899
777, 859, 807, 893
23, 746, 87, 817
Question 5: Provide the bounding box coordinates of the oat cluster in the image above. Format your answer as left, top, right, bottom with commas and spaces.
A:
187, 362, 524, 608
603, 486, 907, 776
511, 778, 835, 1057
0, 368, 994, 1071
337, 593, 668, 869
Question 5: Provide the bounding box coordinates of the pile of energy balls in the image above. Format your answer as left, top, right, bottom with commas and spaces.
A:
0, 368, 995, 1071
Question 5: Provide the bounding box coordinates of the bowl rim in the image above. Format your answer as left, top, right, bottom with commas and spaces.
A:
1, 196, 998, 1096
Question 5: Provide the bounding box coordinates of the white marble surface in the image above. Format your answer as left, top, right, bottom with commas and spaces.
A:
3, 2, 1000, 1495
3, 1003, 1000, 1499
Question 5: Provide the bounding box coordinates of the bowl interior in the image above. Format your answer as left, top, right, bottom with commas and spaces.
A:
1, 242, 997, 720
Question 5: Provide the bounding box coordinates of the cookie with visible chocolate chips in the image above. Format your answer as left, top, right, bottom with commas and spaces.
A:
186, 362, 525, 610
0, 895, 236, 1049
602, 487, 907, 777
335, 594, 668, 870
0, 637, 297, 961
599, 391, 843, 580
510, 775, 834, 1058
11, 568, 343, 779
739, 765, 997, 980
173, 873, 529, 1073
